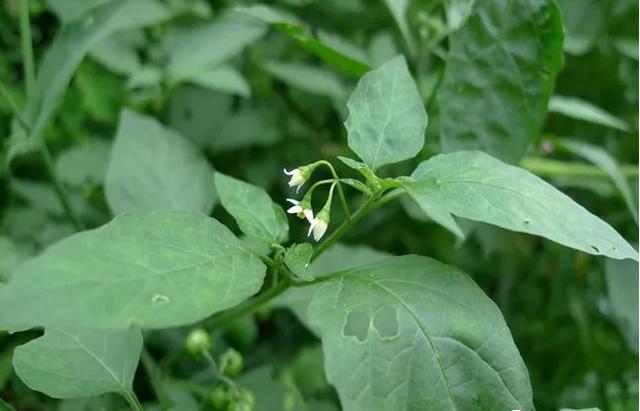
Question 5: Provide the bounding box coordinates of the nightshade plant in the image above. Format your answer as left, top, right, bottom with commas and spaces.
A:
0, 0, 637, 410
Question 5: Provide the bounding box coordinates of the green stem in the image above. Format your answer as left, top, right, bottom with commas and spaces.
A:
207, 277, 292, 329
141, 348, 172, 407
122, 390, 144, 411
311, 194, 379, 261
521, 157, 638, 178
202, 350, 237, 392
318, 160, 351, 219
19, 0, 35, 99
13, 3, 84, 231
0, 82, 30, 131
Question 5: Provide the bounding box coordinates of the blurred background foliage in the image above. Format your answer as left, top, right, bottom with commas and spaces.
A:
0, 0, 637, 410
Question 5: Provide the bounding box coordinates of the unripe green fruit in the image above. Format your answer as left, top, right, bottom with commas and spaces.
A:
210, 384, 229, 410
220, 348, 243, 376
185, 328, 212, 355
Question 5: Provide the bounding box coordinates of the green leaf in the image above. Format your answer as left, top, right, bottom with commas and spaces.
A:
0, 211, 266, 330
165, 13, 266, 80
235, 5, 370, 77
308, 255, 533, 410
273, 244, 390, 334
105, 110, 216, 215
402, 183, 465, 239
438, 0, 564, 163
0, 237, 29, 282
382, 0, 415, 55
209, 107, 280, 153
407, 151, 638, 261
556, 0, 603, 55
337, 156, 379, 188
264, 61, 346, 102
549, 95, 631, 132
605, 258, 639, 353
179, 65, 250, 97
557, 139, 637, 222
55, 139, 110, 188
345, 56, 427, 170
284, 243, 315, 281
215, 173, 288, 244
13, 328, 142, 398
8, 0, 170, 161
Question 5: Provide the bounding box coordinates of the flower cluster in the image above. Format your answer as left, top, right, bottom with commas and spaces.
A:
283, 163, 335, 241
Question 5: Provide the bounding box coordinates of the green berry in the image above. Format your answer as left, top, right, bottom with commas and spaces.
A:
185, 328, 212, 355
210, 385, 229, 410
221, 348, 243, 377
238, 387, 255, 407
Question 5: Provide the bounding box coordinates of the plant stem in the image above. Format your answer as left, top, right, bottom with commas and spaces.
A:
318, 160, 351, 219
206, 277, 292, 329
521, 157, 638, 178
14, 2, 85, 230
19, 0, 35, 99
311, 194, 379, 261
40, 144, 85, 230
141, 348, 172, 407
122, 390, 144, 411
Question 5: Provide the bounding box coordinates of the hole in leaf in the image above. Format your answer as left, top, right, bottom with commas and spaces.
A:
342, 311, 370, 342
373, 305, 400, 339
590, 245, 600, 253
151, 294, 170, 304
523, 218, 531, 225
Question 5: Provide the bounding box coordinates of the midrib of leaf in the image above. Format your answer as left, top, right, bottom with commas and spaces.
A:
370, 68, 398, 170
343, 273, 457, 410
61, 331, 127, 393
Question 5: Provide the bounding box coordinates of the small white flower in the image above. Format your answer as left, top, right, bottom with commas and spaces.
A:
307, 217, 328, 241
284, 168, 306, 192
286, 199, 313, 221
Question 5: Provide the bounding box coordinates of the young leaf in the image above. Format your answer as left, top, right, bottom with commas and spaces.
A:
105, 110, 216, 215
215, 173, 288, 244
0, 211, 266, 330
406, 151, 638, 261
7, 0, 171, 161
345, 56, 427, 170
557, 139, 638, 223
13, 328, 142, 399
284, 243, 315, 281
308, 255, 534, 410
605, 258, 639, 353
549, 95, 631, 132
438, 0, 564, 163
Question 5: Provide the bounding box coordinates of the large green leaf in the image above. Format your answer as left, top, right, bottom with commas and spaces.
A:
605, 258, 639, 353
308, 255, 533, 410
345, 56, 427, 170
13, 328, 142, 398
215, 173, 288, 244
437, 0, 564, 163
0, 211, 265, 330
406, 151, 638, 261
105, 110, 216, 215
8, 0, 170, 161
273, 244, 391, 334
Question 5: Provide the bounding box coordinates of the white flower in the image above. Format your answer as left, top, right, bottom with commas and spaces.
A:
284, 168, 306, 192
286, 199, 313, 222
307, 217, 328, 241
